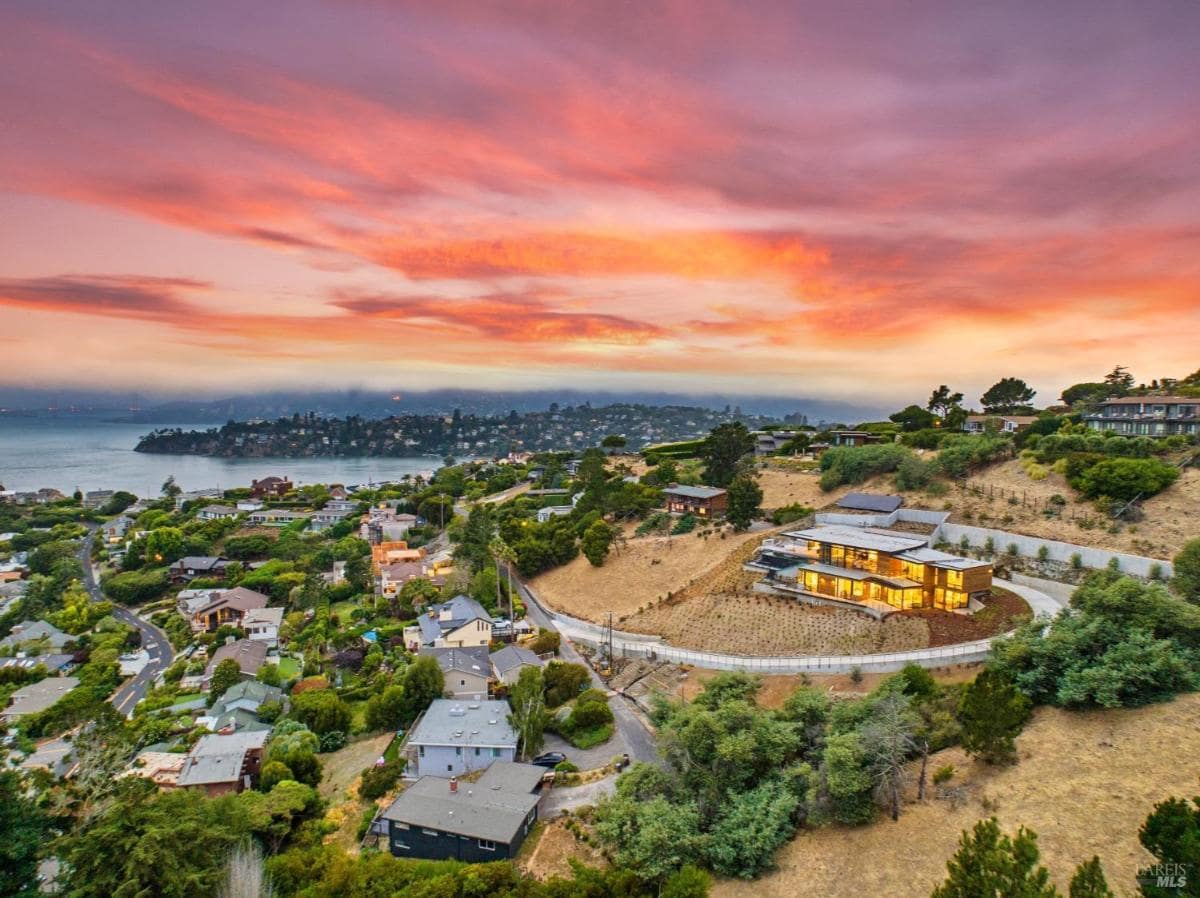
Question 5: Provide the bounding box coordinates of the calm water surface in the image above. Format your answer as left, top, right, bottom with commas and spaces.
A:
0, 418, 439, 495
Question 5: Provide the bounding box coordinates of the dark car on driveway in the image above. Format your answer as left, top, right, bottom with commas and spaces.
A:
531, 751, 567, 769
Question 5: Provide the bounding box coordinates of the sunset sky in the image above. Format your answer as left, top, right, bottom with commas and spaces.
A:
1, 1, 1198, 406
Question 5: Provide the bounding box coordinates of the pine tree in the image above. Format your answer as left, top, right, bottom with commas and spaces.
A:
726, 472, 763, 532
931, 818, 1061, 898
958, 668, 1031, 764
1068, 856, 1114, 898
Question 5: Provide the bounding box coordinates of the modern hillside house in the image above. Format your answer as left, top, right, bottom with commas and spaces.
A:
747, 525, 992, 614
662, 485, 728, 517
1084, 396, 1200, 436
963, 414, 1038, 434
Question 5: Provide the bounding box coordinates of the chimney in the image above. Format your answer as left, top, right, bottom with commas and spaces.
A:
449, 777, 458, 793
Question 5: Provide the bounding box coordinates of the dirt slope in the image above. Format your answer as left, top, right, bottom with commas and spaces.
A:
716, 692, 1200, 898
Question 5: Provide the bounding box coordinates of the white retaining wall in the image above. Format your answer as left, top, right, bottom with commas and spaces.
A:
934, 522, 1173, 578
815, 508, 950, 528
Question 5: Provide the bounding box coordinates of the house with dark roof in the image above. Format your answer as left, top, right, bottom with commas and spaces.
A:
204, 638, 269, 684
250, 476, 293, 498
662, 484, 728, 517
403, 595, 492, 652
422, 646, 490, 700
197, 680, 283, 733
169, 556, 231, 583
489, 646, 542, 687
380, 762, 545, 862
748, 524, 992, 616
197, 504, 240, 521
406, 699, 517, 777
836, 492, 904, 514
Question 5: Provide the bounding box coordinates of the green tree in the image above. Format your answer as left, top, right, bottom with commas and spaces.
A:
581, 520, 616, 567
704, 779, 798, 878
593, 795, 706, 881
508, 665, 546, 760
1172, 539, 1200, 604
726, 472, 763, 531
815, 731, 874, 825
662, 865, 712, 898
144, 527, 186, 565
258, 760, 293, 792
1103, 365, 1135, 396
543, 660, 589, 707
207, 658, 243, 707
1068, 856, 1114, 898
1075, 457, 1179, 503
601, 434, 627, 449
1060, 382, 1110, 407
161, 475, 182, 498
931, 818, 1060, 898
398, 655, 445, 721
363, 685, 406, 732
928, 385, 965, 419
1138, 795, 1200, 898
981, 377, 1037, 414
290, 689, 351, 736
0, 770, 47, 898
343, 553, 371, 594
701, 422, 755, 488
958, 668, 1030, 764
890, 404, 937, 432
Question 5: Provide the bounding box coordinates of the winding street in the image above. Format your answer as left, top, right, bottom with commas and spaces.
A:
77, 530, 174, 717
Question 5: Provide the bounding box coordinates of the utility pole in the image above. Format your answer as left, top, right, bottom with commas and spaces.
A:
606, 611, 614, 669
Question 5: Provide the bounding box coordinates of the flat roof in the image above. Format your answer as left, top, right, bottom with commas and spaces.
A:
836, 492, 903, 513
408, 699, 517, 748
783, 525, 928, 554
663, 485, 727, 499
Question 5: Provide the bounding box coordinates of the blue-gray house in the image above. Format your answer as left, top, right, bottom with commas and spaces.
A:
406, 698, 517, 778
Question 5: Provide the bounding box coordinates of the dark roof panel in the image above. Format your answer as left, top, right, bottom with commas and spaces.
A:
836, 492, 903, 513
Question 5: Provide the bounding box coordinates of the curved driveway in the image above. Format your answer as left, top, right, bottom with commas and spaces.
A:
78, 530, 174, 716
520, 576, 1065, 676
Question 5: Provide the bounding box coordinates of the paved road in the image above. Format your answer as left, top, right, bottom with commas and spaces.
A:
543, 775, 617, 816
78, 531, 174, 717
514, 570, 660, 766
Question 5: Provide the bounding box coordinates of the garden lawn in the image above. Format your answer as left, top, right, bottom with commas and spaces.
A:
276, 656, 301, 679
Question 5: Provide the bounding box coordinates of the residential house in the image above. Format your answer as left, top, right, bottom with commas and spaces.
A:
250, 476, 293, 498
380, 762, 545, 861
242, 607, 284, 646
236, 499, 265, 512
1, 677, 79, 722
310, 506, 353, 531
0, 620, 71, 653
197, 504, 240, 521
169, 556, 231, 583
204, 638, 269, 684
422, 646, 490, 700
1084, 396, 1200, 436
662, 485, 728, 517
101, 515, 132, 546
535, 504, 574, 523
403, 595, 493, 651
405, 699, 518, 777
176, 730, 269, 795
81, 489, 115, 509
247, 508, 311, 528
748, 525, 992, 614
379, 561, 444, 599
372, 541, 425, 568
963, 415, 1039, 434
835, 492, 903, 513
489, 646, 542, 687
124, 751, 186, 789
197, 680, 284, 733
1, 654, 75, 675
190, 586, 270, 633
176, 587, 222, 619
175, 488, 222, 510
754, 430, 800, 455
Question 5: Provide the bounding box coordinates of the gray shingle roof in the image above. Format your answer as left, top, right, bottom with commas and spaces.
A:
408, 699, 517, 749
489, 646, 541, 676
3, 676, 80, 717
380, 763, 542, 842
177, 730, 268, 786
423, 646, 490, 677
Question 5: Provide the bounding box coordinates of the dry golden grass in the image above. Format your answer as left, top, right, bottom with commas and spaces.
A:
716, 692, 1200, 898
951, 459, 1196, 559
624, 591, 930, 656
520, 818, 608, 880
530, 525, 770, 622
758, 465, 883, 511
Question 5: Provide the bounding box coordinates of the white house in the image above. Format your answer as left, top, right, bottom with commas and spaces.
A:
405, 699, 518, 777
242, 607, 283, 646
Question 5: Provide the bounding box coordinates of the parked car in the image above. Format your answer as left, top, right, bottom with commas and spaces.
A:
531, 751, 567, 769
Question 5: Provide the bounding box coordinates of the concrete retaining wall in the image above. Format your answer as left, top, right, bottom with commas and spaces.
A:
815, 508, 951, 528
934, 522, 1173, 578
